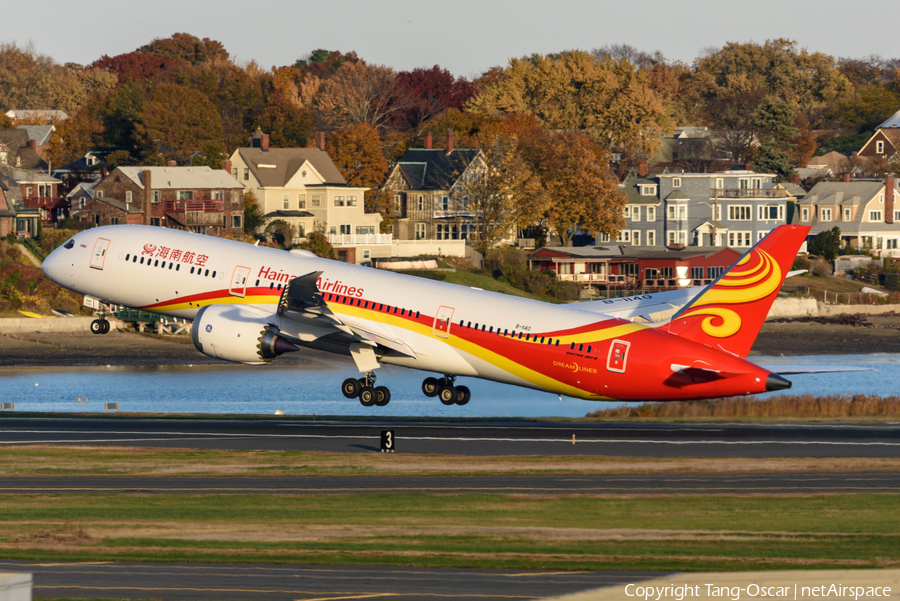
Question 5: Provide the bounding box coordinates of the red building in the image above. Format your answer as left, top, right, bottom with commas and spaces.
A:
530, 245, 742, 292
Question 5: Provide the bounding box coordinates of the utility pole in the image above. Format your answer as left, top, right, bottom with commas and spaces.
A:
713, 188, 719, 246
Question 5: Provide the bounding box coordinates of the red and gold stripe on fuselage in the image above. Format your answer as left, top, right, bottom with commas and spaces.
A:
140, 286, 281, 313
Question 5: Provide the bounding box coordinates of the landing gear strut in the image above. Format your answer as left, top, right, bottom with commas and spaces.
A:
425, 375, 470, 406
342, 372, 391, 407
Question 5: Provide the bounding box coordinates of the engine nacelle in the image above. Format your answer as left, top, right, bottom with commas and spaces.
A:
191, 304, 297, 364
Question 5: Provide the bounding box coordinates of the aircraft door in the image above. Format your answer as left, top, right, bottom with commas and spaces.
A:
432, 306, 455, 339
90, 238, 110, 270
229, 266, 252, 297
607, 339, 631, 373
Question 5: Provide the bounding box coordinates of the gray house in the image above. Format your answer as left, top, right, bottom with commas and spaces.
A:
613, 170, 792, 249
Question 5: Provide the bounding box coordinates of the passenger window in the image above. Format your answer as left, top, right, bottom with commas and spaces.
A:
176, 264, 180, 271
133, 256, 137, 263
393, 307, 398, 314
190, 267, 195, 274
467, 321, 472, 328
212, 271, 216, 278
205, 269, 210, 277
474, 323, 479, 329
488, 326, 493, 333
270, 283, 274, 289
587, 346, 592, 354
518, 332, 523, 339
169, 263, 174, 270
579, 344, 584, 352
540, 337, 545, 344
161, 261, 166, 268
415, 311, 419, 318
154, 260, 159, 267
401, 309, 406, 316
140, 257, 144, 264
364, 301, 369, 309
125, 254, 130, 261
555, 340, 559, 346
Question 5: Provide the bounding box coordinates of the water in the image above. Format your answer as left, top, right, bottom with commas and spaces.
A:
2, 354, 898, 418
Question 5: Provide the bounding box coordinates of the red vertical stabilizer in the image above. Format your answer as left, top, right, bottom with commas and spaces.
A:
661, 225, 810, 357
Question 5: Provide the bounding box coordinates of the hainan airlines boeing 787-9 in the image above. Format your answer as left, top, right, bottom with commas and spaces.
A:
42, 224, 808, 407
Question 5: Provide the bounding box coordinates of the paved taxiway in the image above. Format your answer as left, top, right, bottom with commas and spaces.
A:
2, 416, 900, 456
2, 472, 899, 494
0, 560, 665, 600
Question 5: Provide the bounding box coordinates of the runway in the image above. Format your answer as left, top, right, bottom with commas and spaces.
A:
2, 415, 900, 456
0, 560, 665, 601
1, 471, 898, 494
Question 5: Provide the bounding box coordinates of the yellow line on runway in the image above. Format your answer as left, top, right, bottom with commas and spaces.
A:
297, 594, 396, 600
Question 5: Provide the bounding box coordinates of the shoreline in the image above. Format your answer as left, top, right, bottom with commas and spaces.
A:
1, 315, 899, 367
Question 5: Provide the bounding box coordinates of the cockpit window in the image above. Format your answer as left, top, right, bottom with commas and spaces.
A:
63, 239, 75, 249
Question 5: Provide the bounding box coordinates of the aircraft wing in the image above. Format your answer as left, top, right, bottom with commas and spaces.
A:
573, 269, 809, 323
275, 271, 416, 359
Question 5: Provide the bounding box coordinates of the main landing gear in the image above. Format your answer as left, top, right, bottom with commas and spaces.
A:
342, 371, 391, 407
90, 316, 110, 335
422, 375, 470, 406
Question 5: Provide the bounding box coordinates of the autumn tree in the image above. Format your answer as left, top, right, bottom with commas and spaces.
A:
254, 99, 315, 148
468, 50, 673, 160
90, 52, 180, 83
294, 50, 359, 79
827, 84, 900, 131
455, 133, 547, 257
693, 39, 852, 122
313, 61, 408, 131
137, 33, 229, 65
300, 230, 336, 259
140, 83, 224, 163
520, 130, 625, 246
391, 66, 474, 132
0, 113, 12, 129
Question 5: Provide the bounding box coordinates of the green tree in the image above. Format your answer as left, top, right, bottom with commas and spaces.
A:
751, 98, 799, 180
140, 83, 224, 163
808, 226, 841, 260
265, 219, 295, 247
243, 190, 266, 234
299, 231, 336, 259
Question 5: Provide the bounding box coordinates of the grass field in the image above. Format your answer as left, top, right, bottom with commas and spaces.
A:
2, 446, 900, 477
1, 493, 898, 571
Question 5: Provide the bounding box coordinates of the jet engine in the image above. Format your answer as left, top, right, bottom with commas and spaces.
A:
191, 304, 298, 364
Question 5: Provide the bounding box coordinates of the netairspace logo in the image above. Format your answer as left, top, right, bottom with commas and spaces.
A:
624, 584, 892, 601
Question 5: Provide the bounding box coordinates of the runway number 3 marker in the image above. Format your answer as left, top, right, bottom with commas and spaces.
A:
381, 430, 395, 453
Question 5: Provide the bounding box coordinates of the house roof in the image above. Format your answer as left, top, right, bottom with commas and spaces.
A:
116, 166, 243, 190
4, 109, 69, 121
394, 148, 482, 190
807, 151, 847, 174
264, 210, 314, 218
877, 109, 900, 129
532, 246, 625, 259
798, 181, 885, 208
237, 147, 347, 187
779, 182, 807, 197
84, 196, 143, 214
620, 246, 739, 260
55, 154, 109, 175
17, 125, 55, 146
877, 128, 900, 147
0, 129, 49, 171
66, 180, 98, 199
619, 174, 660, 205
3, 167, 59, 184
666, 190, 689, 200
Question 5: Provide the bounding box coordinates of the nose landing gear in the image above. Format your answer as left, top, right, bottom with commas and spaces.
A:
342, 372, 391, 407
90, 316, 110, 334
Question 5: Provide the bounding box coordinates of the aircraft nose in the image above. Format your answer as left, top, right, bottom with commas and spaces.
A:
42, 237, 75, 284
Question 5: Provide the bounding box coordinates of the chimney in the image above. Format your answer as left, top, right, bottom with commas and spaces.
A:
445, 129, 454, 154
424, 131, 433, 149
142, 169, 152, 226
843, 172, 851, 183
315, 131, 325, 151
789, 174, 799, 185
638, 159, 649, 178
886, 173, 895, 224
744, 162, 752, 171
167, 160, 177, 167
26, 139, 36, 152
100, 165, 108, 178
222, 160, 232, 175
261, 134, 269, 151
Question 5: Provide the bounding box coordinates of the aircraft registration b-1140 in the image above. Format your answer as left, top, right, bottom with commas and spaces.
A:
42, 224, 810, 407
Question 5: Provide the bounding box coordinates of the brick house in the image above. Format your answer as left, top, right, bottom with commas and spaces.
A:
74, 196, 144, 227
382, 130, 486, 242
90, 166, 245, 236
228, 130, 386, 264
791, 174, 900, 256
0, 186, 14, 237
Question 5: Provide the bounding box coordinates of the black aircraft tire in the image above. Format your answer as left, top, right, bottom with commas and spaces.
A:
341, 378, 361, 399
375, 386, 391, 406
90, 319, 103, 335
455, 385, 471, 406
422, 377, 440, 397
438, 385, 457, 405
100, 320, 110, 334
359, 387, 376, 407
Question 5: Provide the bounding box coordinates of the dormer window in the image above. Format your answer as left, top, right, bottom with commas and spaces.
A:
876, 141, 885, 154
672, 177, 682, 188
639, 184, 657, 196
